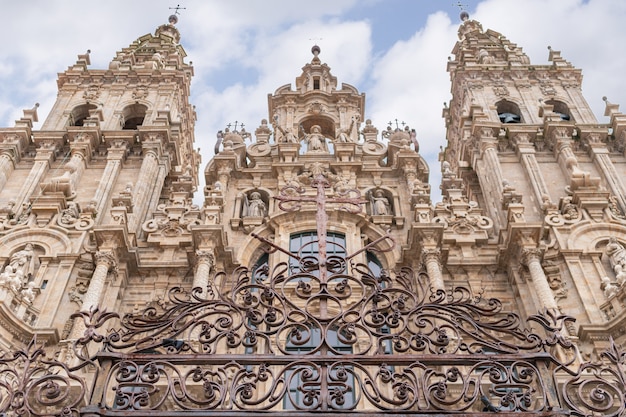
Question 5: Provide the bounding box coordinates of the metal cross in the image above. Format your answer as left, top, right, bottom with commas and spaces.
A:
226, 121, 240, 131
453, 1, 468, 11
169, 4, 186, 15
273, 169, 367, 283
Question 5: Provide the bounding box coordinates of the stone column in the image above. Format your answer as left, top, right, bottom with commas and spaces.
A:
194, 249, 215, 296
585, 132, 626, 213
521, 248, 559, 312
0, 151, 16, 193
129, 148, 161, 233
70, 250, 117, 340
81, 250, 117, 313
479, 140, 504, 194
422, 248, 445, 295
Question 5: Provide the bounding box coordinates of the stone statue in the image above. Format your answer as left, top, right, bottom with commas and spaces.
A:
601, 276, 619, 298
21, 281, 36, 304
0, 265, 13, 287
8, 268, 23, 292
336, 117, 357, 143
371, 190, 391, 215
243, 192, 267, 218
275, 125, 298, 143
8, 244, 38, 280
301, 125, 328, 152
442, 161, 454, 178
606, 237, 626, 284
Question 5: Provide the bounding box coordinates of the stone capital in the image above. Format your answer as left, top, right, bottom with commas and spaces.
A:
196, 249, 215, 267
521, 247, 543, 266
94, 250, 117, 271
421, 248, 442, 264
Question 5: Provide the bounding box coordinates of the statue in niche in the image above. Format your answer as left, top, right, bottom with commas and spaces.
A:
8, 244, 39, 281
370, 190, 391, 215
243, 191, 267, 218
606, 237, 626, 284
300, 125, 328, 152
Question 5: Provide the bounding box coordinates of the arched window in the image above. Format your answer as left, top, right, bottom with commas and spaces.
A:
250, 231, 383, 279
70, 104, 97, 126
251, 252, 269, 284
545, 100, 572, 121
289, 231, 346, 274
496, 100, 522, 124
122, 104, 147, 129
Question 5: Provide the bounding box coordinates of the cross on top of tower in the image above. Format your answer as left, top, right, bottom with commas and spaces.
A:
168, 4, 185, 24
453, 1, 470, 21
453, 1, 468, 11
170, 4, 186, 15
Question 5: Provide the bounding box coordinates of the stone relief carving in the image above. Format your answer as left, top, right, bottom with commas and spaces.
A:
55, 201, 95, 231
606, 237, 626, 284
601, 276, 619, 298
0, 244, 41, 306
142, 193, 202, 240
608, 195, 626, 221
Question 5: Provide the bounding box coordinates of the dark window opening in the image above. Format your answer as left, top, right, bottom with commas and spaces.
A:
121, 104, 148, 130
123, 116, 145, 130
313, 77, 320, 90
70, 104, 97, 127
496, 100, 522, 124
545, 100, 572, 121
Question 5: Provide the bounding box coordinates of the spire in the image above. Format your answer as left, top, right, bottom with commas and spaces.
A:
108, 13, 191, 71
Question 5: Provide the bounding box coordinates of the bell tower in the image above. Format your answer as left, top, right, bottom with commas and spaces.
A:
443, 12, 626, 355
0, 14, 198, 348
443, 13, 602, 233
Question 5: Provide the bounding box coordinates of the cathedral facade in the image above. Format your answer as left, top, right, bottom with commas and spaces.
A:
0, 12, 625, 417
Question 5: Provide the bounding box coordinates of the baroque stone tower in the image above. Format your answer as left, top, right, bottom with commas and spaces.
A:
442, 14, 626, 351
0, 16, 198, 347
0, 12, 626, 417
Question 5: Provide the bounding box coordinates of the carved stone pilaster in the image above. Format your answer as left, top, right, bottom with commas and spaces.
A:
81, 251, 117, 313
193, 249, 215, 296
422, 248, 445, 295
521, 248, 559, 312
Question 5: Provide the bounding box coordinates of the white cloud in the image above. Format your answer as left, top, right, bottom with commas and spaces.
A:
367, 12, 457, 179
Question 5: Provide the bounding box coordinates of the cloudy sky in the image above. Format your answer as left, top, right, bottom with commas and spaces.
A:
2, 0, 625, 203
